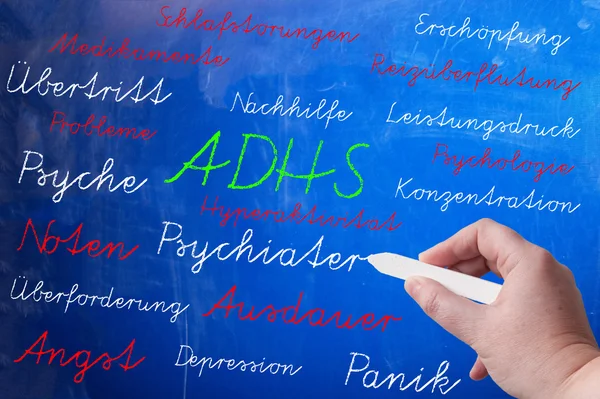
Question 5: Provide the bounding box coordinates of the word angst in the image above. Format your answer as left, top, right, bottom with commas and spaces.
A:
14, 331, 145, 383
17, 218, 138, 261
203, 285, 401, 332
164, 130, 369, 199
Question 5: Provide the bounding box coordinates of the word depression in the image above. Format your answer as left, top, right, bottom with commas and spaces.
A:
203, 285, 402, 332
165, 130, 370, 199
17, 218, 138, 261
14, 331, 145, 384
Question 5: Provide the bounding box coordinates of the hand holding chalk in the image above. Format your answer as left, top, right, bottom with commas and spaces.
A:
395, 219, 600, 399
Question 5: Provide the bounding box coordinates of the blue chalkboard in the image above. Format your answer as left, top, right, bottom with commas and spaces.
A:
1, 0, 599, 398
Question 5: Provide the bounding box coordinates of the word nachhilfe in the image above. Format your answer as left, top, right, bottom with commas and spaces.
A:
431, 143, 575, 182
157, 222, 367, 273
175, 345, 302, 378
50, 110, 157, 141
18, 150, 148, 203
14, 331, 145, 384
395, 177, 581, 214
345, 352, 460, 394
200, 195, 402, 231
164, 130, 369, 199
371, 56, 581, 100
17, 218, 138, 261
203, 285, 401, 332
414, 13, 570, 55
157, 6, 360, 50
10, 277, 189, 323
6, 61, 171, 106
230, 91, 352, 129
385, 102, 580, 141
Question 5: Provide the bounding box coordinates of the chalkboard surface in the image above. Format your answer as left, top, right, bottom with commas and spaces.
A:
1, 0, 599, 398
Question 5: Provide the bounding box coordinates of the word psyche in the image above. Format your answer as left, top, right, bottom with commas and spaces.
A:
14, 331, 145, 383
164, 130, 370, 199
18, 150, 148, 203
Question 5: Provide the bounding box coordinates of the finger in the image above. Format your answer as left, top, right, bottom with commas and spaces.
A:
404, 276, 485, 346
469, 357, 489, 381
419, 218, 533, 279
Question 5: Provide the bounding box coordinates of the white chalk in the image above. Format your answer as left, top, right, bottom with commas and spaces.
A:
367, 252, 502, 304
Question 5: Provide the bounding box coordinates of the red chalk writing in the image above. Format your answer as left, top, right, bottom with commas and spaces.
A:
14, 330, 145, 383
50, 110, 157, 141
200, 195, 402, 231
17, 218, 139, 261
202, 285, 402, 332
371, 54, 581, 100
432, 143, 575, 182
49, 33, 229, 67
156, 6, 360, 50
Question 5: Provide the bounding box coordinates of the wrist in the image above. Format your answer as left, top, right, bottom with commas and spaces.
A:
556, 347, 600, 399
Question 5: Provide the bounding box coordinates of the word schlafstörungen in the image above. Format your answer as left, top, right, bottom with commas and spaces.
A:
200, 195, 402, 231
157, 222, 367, 273
432, 143, 575, 182
7, 61, 171, 105
157, 6, 360, 50
17, 218, 138, 261
18, 150, 148, 203
230, 91, 352, 129
395, 177, 580, 214
414, 13, 570, 56
203, 285, 401, 332
385, 102, 580, 141
50, 111, 157, 141
175, 345, 302, 378
14, 330, 145, 384
10, 277, 189, 323
371, 55, 580, 100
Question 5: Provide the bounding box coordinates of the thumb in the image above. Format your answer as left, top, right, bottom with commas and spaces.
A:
404, 276, 485, 346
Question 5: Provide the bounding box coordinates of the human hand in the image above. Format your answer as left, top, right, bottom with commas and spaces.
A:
404, 218, 600, 399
